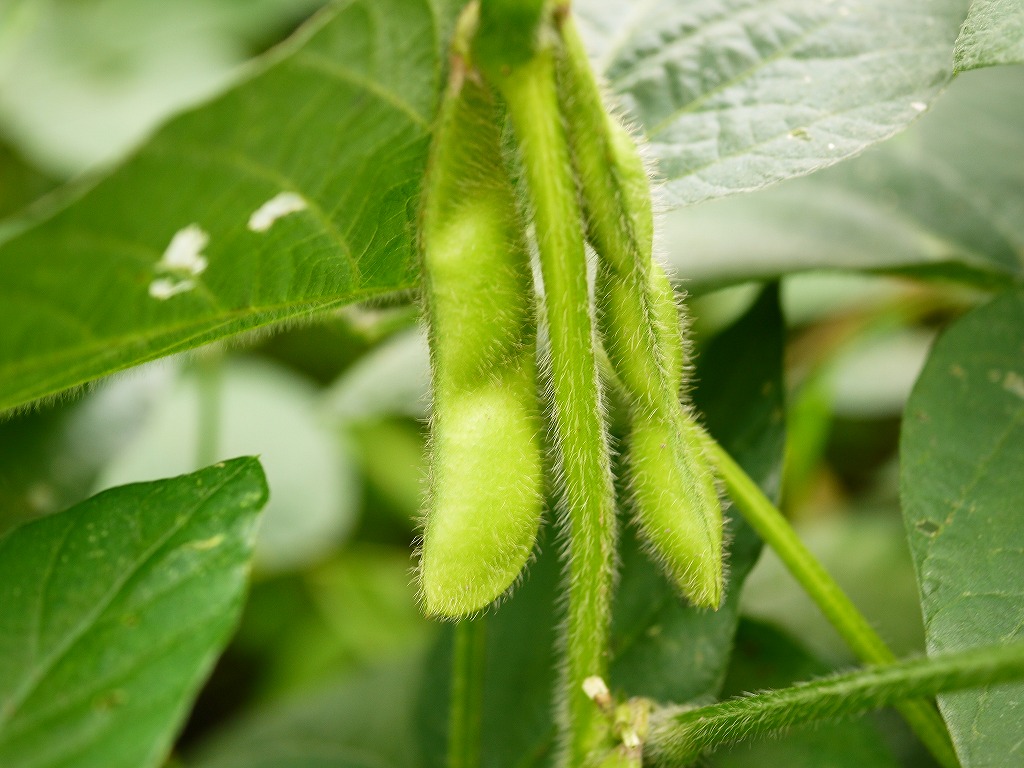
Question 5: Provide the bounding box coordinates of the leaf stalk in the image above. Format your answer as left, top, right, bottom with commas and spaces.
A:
647, 640, 1024, 765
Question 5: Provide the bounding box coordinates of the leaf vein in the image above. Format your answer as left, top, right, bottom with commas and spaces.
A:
291, 51, 430, 130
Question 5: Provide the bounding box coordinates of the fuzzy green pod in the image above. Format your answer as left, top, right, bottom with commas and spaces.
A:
555, 13, 723, 608
418, 46, 544, 619
596, 746, 641, 768
628, 407, 723, 607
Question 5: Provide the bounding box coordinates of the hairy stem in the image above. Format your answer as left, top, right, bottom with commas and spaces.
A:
448, 618, 487, 768
704, 437, 960, 768
497, 45, 617, 767
647, 640, 1024, 765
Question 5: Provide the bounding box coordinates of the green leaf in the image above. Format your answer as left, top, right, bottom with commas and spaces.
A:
324, 328, 432, 422
709, 620, 900, 768
0, 0, 455, 414
661, 65, 1024, 289
0, 457, 268, 768
954, 0, 1024, 72
187, 660, 424, 768
901, 289, 1024, 766
577, 0, 970, 207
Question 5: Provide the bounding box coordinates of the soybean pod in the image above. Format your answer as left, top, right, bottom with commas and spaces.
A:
418, 28, 544, 619
555, 11, 724, 609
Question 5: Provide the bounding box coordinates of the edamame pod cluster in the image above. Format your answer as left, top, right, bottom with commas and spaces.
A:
417, 1, 724, 621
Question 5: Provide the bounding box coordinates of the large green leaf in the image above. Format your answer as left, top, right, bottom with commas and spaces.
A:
415, 286, 786, 766
901, 289, 1024, 766
0, 457, 268, 768
660, 65, 1024, 289
0, 0, 454, 414
954, 0, 1024, 72
577, 0, 970, 207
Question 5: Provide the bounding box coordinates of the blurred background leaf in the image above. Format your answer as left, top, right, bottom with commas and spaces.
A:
0, 0, 327, 176
187, 660, 425, 768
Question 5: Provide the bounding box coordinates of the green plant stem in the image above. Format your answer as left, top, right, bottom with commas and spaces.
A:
448, 618, 487, 768
497, 46, 617, 767
646, 640, 1024, 765
195, 345, 223, 469
704, 437, 960, 768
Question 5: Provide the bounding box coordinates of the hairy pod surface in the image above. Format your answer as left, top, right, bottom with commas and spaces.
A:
418, 53, 543, 619
596, 747, 641, 768
555, 13, 723, 608
628, 408, 723, 608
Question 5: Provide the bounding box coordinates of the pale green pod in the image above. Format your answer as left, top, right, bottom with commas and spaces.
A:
422, 362, 544, 617
418, 46, 544, 619
629, 410, 723, 608
596, 746, 641, 768
648, 264, 683, 388
555, 12, 724, 608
